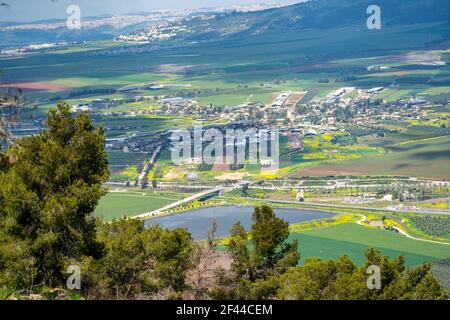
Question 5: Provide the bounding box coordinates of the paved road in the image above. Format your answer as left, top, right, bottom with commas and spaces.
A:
390, 226, 450, 245
356, 214, 367, 225
333, 213, 449, 245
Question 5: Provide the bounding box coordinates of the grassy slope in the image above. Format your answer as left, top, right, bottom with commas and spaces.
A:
94, 191, 187, 221
290, 223, 450, 267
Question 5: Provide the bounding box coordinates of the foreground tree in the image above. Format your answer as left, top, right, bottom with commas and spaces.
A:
1, 103, 197, 299
213, 208, 446, 300
0, 103, 109, 291
81, 219, 194, 300
277, 249, 447, 300
215, 205, 299, 299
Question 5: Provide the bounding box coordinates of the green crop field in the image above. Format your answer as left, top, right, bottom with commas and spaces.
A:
277, 133, 383, 178
99, 115, 193, 138
409, 216, 450, 240
431, 259, 450, 290
290, 223, 450, 267
107, 151, 149, 181
94, 190, 188, 221
300, 135, 450, 179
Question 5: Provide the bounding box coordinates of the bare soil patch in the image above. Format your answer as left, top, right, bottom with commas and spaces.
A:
0, 81, 69, 91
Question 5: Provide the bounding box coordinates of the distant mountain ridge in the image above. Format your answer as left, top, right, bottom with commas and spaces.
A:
180, 0, 450, 41
1, 0, 449, 51
0, 3, 282, 47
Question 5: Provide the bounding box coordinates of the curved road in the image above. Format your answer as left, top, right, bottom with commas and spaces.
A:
389, 226, 450, 245
356, 214, 450, 246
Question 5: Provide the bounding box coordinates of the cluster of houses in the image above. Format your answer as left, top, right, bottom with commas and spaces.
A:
296, 86, 445, 127
116, 24, 188, 44
69, 85, 441, 134
64, 84, 447, 180
71, 98, 132, 113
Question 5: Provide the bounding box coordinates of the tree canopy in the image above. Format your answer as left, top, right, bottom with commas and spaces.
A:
0, 103, 109, 289
218, 205, 299, 299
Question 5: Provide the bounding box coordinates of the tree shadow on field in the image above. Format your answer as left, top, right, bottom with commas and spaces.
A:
394, 163, 410, 170
413, 150, 450, 160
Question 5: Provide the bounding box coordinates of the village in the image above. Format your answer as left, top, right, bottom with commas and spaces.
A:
5, 83, 447, 159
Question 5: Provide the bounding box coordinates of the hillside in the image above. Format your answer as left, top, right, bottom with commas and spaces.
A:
179, 0, 450, 41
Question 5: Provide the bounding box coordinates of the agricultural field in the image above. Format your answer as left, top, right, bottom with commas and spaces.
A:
415, 199, 449, 210
94, 189, 189, 221
289, 223, 450, 267
107, 151, 149, 182
409, 216, 450, 239
2, 21, 449, 112
4, 24, 450, 188
148, 122, 449, 181
154, 131, 385, 182
99, 115, 193, 138
226, 187, 295, 201
280, 133, 383, 178
431, 258, 450, 290
299, 135, 450, 179
2, 0, 450, 301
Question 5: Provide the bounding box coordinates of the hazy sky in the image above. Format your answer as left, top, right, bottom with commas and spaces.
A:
0, 0, 301, 22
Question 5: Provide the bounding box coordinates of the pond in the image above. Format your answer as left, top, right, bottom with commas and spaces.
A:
144, 206, 335, 239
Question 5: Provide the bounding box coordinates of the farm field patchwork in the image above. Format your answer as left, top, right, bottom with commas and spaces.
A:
108, 151, 149, 181
3, 23, 449, 108
299, 135, 450, 179
289, 223, 450, 267
2, 0, 450, 301
99, 115, 193, 138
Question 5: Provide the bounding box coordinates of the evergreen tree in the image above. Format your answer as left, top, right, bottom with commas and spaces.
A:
0, 103, 109, 289
82, 220, 194, 299
223, 205, 299, 298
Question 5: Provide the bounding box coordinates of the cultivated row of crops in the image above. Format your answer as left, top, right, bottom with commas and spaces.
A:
410, 216, 450, 237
